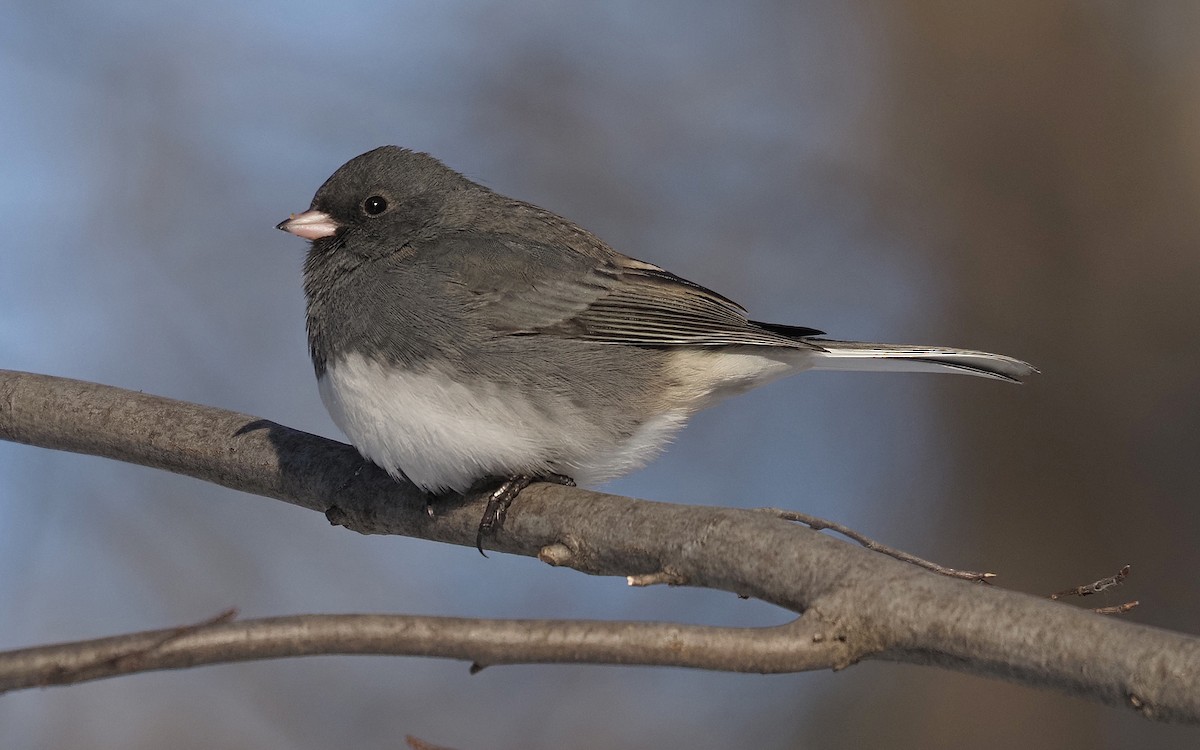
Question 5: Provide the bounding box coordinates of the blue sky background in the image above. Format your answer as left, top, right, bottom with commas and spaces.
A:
3, 3, 1200, 748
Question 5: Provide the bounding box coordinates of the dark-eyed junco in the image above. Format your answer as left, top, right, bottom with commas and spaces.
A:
278, 146, 1035, 551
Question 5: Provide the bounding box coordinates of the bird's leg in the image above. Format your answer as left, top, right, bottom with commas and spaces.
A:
476, 473, 575, 555
476, 475, 533, 555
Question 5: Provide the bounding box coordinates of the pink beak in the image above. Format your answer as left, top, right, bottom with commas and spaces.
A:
276, 210, 340, 240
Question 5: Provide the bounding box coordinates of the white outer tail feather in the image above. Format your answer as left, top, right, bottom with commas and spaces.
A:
804, 339, 1037, 383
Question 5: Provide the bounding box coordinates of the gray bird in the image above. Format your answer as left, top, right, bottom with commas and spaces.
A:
278, 146, 1035, 551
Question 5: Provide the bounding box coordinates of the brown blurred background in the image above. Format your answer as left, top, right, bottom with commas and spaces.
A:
2, 2, 1199, 748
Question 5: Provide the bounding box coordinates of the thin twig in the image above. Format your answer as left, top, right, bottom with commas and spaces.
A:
1094, 601, 1139, 616
1049, 565, 1131, 600
760, 508, 996, 583
138, 608, 239, 654
1048, 565, 1136, 616
0, 613, 845, 693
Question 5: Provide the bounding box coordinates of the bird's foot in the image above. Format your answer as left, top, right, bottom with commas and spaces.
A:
476, 473, 575, 556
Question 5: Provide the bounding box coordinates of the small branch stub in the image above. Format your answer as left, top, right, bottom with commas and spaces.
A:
627, 568, 687, 587
538, 543, 574, 566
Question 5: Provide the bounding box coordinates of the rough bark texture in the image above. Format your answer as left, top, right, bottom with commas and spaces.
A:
1, 369, 1198, 722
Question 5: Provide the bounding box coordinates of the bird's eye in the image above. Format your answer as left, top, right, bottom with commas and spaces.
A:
363, 196, 388, 216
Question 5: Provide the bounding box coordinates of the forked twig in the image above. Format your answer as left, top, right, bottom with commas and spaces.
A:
759, 508, 995, 583
96, 608, 240, 672
1049, 565, 1137, 615
765, 509, 1138, 615
1049, 565, 1130, 600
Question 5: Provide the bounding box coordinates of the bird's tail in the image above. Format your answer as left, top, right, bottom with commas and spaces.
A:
802, 339, 1037, 383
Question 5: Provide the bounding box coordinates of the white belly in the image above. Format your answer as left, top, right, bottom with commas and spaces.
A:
317, 352, 688, 493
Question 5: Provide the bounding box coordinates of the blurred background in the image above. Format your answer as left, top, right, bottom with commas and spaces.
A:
3, 2, 1199, 748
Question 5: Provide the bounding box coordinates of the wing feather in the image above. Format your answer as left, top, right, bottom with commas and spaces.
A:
427, 233, 821, 349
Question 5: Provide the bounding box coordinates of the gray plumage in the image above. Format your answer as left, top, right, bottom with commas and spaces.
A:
282, 146, 1035, 494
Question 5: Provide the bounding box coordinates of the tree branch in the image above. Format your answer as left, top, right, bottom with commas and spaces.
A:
1, 369, 1198, 723
0, 613, 846, 691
